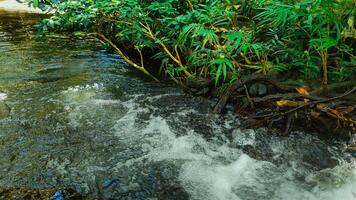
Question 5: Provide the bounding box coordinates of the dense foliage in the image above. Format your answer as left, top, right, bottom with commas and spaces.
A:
32, 0, 355, 92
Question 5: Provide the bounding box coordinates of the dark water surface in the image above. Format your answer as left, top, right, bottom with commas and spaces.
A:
0, 11, 355, 200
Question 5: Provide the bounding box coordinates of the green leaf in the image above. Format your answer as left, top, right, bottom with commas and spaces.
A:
226, 31, 243, 49
222, 64, 227, 80
215, 64, 222, 86
33, 0, 39, 8
310, 37, 337, 50
307, 15, 313, 27
177, 24, 201, 45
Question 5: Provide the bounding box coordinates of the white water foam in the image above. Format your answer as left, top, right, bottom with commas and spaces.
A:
60, 85, 356, 200
0, 93, 6, 101
113, 98, 356, 200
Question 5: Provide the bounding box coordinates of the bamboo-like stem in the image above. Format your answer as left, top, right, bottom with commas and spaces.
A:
135, 46, 145, 70
320, 50, 328, 96
94, 33, 159, 81
174, 45, 182, 63
139, 22, 192, 77
240, 53, 254, 65
187, 0, 194, 10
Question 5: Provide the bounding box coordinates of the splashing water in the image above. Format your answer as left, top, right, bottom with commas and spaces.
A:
0, 93, 6, 101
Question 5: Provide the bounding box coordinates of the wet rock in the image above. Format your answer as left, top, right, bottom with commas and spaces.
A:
194, 87, 210, 96
349, 134, 356, 144
346, 134, 356, 157
185, 78, 212, 96
301, 144, 339, 169
249, 83, 267, 96
28, 76, 63, 83
186, 78, 211, 89
232, 130, 341, 170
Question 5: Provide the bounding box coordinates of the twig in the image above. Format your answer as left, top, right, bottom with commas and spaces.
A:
279, 87, 356, 117
244, 85, 255, 109
139, 22, 192, 77
135, 46, 145, 70
244, 87, 356, 129
187, 0, 194, 10
252, 93, 326, 103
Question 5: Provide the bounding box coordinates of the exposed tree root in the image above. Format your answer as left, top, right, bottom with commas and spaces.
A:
213, 75, 295, 114
213, 76, 356, 139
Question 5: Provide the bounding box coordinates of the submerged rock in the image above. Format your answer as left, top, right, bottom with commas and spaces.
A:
36, 64, 64, 74
28, 76, 65, 83
0, 187, 94, 200
0, 102, 10, 119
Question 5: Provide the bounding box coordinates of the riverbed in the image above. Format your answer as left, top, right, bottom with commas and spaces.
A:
0, 10, 355, 200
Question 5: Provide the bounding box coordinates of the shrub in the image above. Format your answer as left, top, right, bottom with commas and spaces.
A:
32, 0, 355, 91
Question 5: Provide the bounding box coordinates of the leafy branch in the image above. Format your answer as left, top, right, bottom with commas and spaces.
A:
93, 33, 159, 81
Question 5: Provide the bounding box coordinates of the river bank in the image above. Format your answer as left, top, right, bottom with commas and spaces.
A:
28, 0, 356, 142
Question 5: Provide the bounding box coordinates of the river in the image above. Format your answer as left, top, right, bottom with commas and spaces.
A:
0, 11, 355, 200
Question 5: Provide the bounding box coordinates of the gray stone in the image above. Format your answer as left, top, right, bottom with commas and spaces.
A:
249, 83, 268, 96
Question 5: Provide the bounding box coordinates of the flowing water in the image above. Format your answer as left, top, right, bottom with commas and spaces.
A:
0, 11, 355, 200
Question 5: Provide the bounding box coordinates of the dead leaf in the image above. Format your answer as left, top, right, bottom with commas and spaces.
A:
316, 103, 328, 111
233, 5, 241, 10
329, 108, 348, 122
296, 87, 310, 96
276, 100, 307, 107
